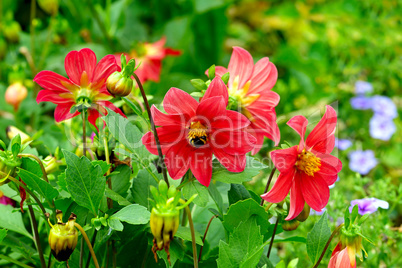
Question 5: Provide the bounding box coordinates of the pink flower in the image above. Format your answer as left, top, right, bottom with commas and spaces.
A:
328, 243, 356, 268
206, 47, 279, 154
142, 77, 256, 186
115, 37, 180, 84
34, 48, 126, 130
0, 191, 15, 207
261, 106, 342, 220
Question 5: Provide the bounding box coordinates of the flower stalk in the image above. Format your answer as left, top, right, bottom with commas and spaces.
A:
74, 222, 100, 268
260, 167, 276, 206
28, 204, 46, 268
267, 215, 280, 258
133, 73, 169, 187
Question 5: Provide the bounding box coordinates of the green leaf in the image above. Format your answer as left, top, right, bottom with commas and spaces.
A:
104, 188, 131, 206
110, 204, 150, 228
108, 217, 124, 231
18, 158, 59, 203
91, 160, 111, 175
306, 211, 331, 265
190, 79, 208, 91
228, 184, 251, 205
111, 164, 132, 196
223, 199, 269, 234
288, 258, 299, 268
351, 204, 359, 224
175, 226, 203, 246
122, 97, 145, 118
208, 182, 225, 214
217, 217, 267, 268
0, 229, 7, 243
63, 150, 106, 215
182, 180, 209, 207
274, 236, 306, 244
208, 64, 216, 78
57, 173, 68, 192
212, 157, 267, 184
0, 205, 32, 239
130, 166, 160, 210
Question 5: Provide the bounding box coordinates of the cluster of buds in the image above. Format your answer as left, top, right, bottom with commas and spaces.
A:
329, 205, 372, 268
106, 54, 138, 97
0, 135, 23, 185
48, 210, 78, 262
149, 180, 196, 264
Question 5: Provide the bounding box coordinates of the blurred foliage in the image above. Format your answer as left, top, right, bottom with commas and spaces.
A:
0, 0, 401, 267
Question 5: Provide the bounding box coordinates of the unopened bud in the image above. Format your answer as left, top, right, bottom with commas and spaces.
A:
295, 203, 310, 222
282, 219, 300, 231
3, 21, 21, 43
5, 82, 27, 111
106, 72, 133, 97
150, 208, 180, 257
43, 155, 59, 174
48, 212, 78, 262
6, 126, 31, 144
38, 0, 59, 16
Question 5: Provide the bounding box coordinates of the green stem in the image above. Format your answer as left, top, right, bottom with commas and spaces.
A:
79, 237, 84, 268
85, 230, 98, 268
260, 167, 276, 206
4, 172, 47, 216
198, 215, 217, 263
39, 14, 56, 70
74, 223, 100, 268
47, 252, 51, 268
28, 204, 46, 268
0, 254, 34, 268
82, 110, 87, 157
30, 0, 36, 69
267, 215, 280, 258
312, 223, 344, 268
133, 73, 169, 187
180, 201, 198, 268
86, 0, 115, 51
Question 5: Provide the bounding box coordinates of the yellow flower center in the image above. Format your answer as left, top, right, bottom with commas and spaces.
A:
187, 121, 208, 148
295, 149, 321, 176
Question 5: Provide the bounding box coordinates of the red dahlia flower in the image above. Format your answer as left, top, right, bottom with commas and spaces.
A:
261, 105, 342, 220
34, 48, 126, 129
115, 37, 180, 84
206, 47, 279, 154
142, 77, 256, 187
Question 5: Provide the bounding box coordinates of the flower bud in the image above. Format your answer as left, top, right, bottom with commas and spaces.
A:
43, 156, 59, 174
3, 21, 21, 43
282, 219, 300, 231
295, 203, 310, 222
6, 126, 31, 144
5, 82, 28, 111
48, 211, 78, 262
0, 150, 22, 185
106, 71, 133, 97
150, 208, 180, 252
38, 0, 59, 16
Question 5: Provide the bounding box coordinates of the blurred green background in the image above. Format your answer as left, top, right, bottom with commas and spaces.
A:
0, 0, 401, 267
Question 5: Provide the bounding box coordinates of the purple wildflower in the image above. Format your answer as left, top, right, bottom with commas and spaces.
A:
335, 138, 352, 151
355, 81, 373, 94
349, 198, 389, 215
350, 96, 372, 110
0, 191, 15, 207
348, 150, 377, 175
370, 115, 396, 141
310, 208, 326, 216
371, 95, 397, 119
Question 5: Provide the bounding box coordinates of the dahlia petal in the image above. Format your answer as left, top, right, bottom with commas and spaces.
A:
213, 148, 247, 172
250, 132, 264, 155
202, 77, 229, 106
190, 148, 213, 187
212, 130, 255, 155
87, 108, 103, 131
228, 47, 254, 89
165, 47, 181, 56
65, 48, 97, 85
165, 140, 192, 180
142, 126, 185, 155
196, 96, 226, 121
36, 90, 74, 104
301, 172, 329, 211
54, 103, 79, 122
248, 91, 280, 109
270, 146, 298, 173
287, 115, 308, 151
92, 54, 119, 84
318, 153, 342, 173
316, 172, 338, 187
337, 248, 354, 268
97, 101, 126, 118
249, 59, 278, 94
212, 110, 250, 130
151, 105, 187, 127
261, 168, 295, 203
286, 174, 305, 220
136, 59, 162, 83
306, 105, 337, 151
311, 134, 335, 154
163, 87, 198, 116
34, 71, 76, 93
248, 111, 280, 146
